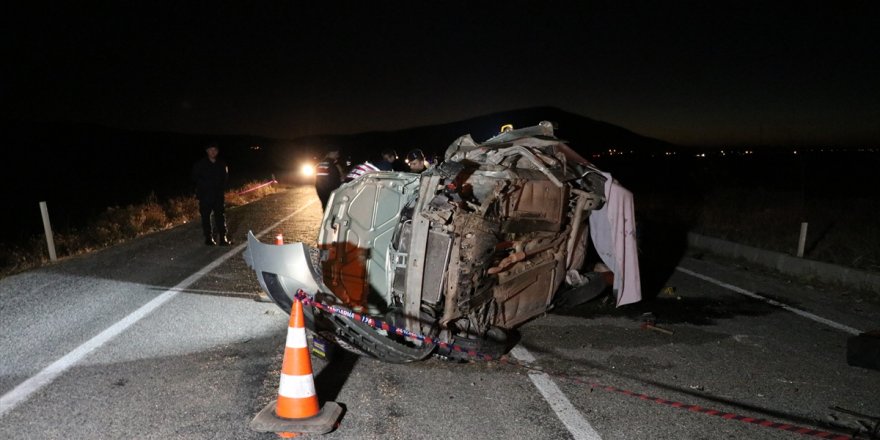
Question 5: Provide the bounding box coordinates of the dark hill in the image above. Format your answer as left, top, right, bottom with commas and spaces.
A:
281, 106, 673, 162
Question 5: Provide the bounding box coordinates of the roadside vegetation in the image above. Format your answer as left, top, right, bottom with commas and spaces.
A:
0, 181, 278, 279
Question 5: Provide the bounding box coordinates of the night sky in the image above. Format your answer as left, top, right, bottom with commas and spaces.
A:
3, 1, 879, 147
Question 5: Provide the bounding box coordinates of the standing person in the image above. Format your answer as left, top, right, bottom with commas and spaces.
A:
405, 149, 429, 173
315, 150, 344, 209
375, 149, 397, 171
192, 142, 230, 246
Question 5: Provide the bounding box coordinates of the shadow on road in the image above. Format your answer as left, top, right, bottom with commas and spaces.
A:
636, 219, 692, 301
554, 293, 779, 327
314, 349, 360, 408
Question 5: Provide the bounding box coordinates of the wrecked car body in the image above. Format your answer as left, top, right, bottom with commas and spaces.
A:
245, 121, 641, 362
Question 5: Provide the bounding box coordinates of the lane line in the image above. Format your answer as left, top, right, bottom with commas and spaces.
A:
676, 266, 862, 336
0, 199, 316, 417
510, 346, 603, 440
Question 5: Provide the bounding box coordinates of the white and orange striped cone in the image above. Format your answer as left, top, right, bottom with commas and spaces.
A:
250, 298, 342, 436
275, 233, 284, 245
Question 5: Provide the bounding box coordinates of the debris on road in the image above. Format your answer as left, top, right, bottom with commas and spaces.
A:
640, 312, 674, 335
828, 406, 880, 439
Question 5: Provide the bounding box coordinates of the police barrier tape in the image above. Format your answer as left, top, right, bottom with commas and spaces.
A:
293, 290, 856, 440
237, 179, 278, 195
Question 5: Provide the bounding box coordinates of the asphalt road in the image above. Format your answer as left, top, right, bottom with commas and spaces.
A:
1, 185, 878, 439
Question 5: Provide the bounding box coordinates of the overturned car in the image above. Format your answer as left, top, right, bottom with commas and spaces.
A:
245, 121, 641, 363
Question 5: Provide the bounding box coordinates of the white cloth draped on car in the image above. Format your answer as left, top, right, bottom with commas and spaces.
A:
589, 173, 642, 306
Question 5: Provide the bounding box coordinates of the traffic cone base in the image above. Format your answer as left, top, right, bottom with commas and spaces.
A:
250, 400, 342, 435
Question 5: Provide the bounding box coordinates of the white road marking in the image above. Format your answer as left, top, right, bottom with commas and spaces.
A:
510, 345, 603, 440
676, 266, 862, 336
0, 199, 316, 418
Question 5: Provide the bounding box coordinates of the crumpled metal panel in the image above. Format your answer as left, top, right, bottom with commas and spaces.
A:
504, 179, 567, 232
318, 172, 420, 307
243, 232, 327, 311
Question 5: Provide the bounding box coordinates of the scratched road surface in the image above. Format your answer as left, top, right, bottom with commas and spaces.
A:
1, 186, 877, 440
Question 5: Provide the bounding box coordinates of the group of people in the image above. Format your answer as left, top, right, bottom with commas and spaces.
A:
314, 148, 430, 209
190, 143, 433, 246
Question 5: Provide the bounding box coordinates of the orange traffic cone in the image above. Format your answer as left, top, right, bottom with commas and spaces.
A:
275, 233, 284, 245
250, 298, 342, 436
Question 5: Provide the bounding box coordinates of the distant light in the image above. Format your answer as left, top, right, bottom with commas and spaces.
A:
300, 163, 315, 177
793, 150, 798, 155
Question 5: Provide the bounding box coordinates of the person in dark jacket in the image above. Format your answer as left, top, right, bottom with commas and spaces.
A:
314, 150, 344, 209
405, 149, 429, 173
192, 143, 230, 246
375, 149, 397, 171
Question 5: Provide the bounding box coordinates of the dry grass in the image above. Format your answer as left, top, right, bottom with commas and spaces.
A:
0, 180, 278, 279
225, 180, 278, 207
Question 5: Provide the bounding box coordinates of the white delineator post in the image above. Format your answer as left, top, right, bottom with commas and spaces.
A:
39, 201, 57, 262
797, 222, 808, 258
